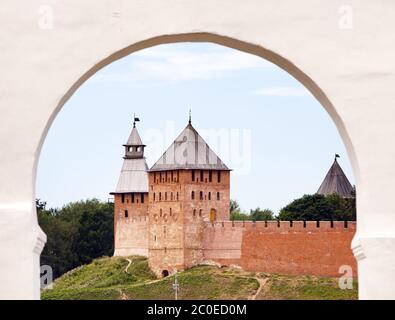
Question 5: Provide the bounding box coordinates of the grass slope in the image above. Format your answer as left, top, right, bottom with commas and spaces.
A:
42, 256, 357, 300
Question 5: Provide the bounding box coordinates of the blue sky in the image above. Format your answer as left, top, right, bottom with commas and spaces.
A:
36, 42, 354, 214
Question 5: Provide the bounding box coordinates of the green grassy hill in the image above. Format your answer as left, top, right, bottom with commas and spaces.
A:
42, 256, 358, 300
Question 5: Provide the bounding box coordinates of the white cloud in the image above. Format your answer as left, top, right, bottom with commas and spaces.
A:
94, 44, 272, 83
253, 86, 311, 97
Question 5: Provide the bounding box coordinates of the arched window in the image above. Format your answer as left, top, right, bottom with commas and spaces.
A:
176, 192, 179, 201
199, 209, 202, 217
208, 192, 211, 200
193, 209, 196, 216
217, 192, 220, 200
153, 193, 156, 201
200, 191, 203, 200
125, 210, 128, 218
165, 192, 167, 201
159, 192, 162, 201
171, 192, 173, 201
191, 191, 195, 200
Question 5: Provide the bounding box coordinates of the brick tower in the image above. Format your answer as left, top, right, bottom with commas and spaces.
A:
147, 116, 231, 276
111, 118, 149, 257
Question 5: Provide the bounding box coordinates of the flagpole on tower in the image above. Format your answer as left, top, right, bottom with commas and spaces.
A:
133, 113, 140, 127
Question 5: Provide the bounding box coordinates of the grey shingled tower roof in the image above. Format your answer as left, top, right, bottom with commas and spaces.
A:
150, 122, 230, 171
125, 126, 144, 146
111, 122, 148, 194
317, 157, 353, 197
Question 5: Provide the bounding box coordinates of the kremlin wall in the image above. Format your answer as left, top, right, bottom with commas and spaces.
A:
111, 118, 357, 278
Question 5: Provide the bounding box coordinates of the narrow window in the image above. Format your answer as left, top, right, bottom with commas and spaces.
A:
159, 172, 162, 183
200, 191, 203, 200
177, 170, 179, 182
200, 170, 204, 182
199, 209, 202, 217
171, 192, 173, 201
160, 209, 162, 217
176, 192, 179, 201
165, 192, 167, 201
191, 191, 195, 200
124, 210, 128, 218
153, 193, 156, 201
171, 171, 174, 182
217, 192, 220, 200
209, 171, 212, 182
217, 171, 221, 183
170, 208, 172, 216
141, 193, 144, 203
131, 193, 135, 203
159, 192, 162, 201
193, 209, 196, 216
165, 171, 168, 182
121, 194, 125, 203
208, 192, 211, 200
192, 170, 195, 181
154, 172, 156, 183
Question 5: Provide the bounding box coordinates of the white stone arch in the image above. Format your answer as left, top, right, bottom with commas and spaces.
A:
2, 1, 395, 300
36, 32, 360, 298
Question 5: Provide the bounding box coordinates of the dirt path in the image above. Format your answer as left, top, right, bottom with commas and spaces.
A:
124, 258, 132, 273
249, 277, 268, 300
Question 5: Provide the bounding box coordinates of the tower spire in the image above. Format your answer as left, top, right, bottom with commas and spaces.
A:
189, 109, 192, 124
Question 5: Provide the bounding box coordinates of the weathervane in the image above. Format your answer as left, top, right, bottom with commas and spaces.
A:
133, 113, 140, 127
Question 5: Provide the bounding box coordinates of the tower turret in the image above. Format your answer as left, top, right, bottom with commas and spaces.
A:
111, 116, 149, 257
123, 119, 146, 160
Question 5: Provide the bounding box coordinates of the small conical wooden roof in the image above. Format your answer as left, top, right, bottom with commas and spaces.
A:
317, 157, 353, 197
124, 126, 144, 146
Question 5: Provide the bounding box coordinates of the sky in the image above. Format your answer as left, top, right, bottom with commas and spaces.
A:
36, 42, 354, 214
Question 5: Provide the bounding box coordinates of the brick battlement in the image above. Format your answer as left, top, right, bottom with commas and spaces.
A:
202, 220, 357, 277
205, 220, 356, 231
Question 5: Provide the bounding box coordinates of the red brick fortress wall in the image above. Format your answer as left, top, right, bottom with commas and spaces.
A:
113, 193, 149, 257
203, 221, 357, 277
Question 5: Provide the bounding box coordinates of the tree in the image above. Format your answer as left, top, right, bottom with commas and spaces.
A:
230, 199, 251, 221
250, 207, 274, 221
37, 198, 114, 278
278, 193, 356, 221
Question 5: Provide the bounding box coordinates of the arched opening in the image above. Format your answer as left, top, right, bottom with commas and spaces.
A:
35, 33, 359, 299
162, 270, 169, 278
